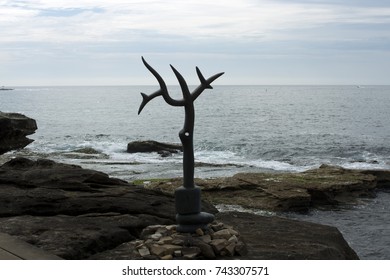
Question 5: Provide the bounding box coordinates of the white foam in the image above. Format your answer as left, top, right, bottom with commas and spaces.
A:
341, 161, 390, 170
216, 204, 275, 216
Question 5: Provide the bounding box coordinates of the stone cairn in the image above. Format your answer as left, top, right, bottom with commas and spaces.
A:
131, 221, 247, 260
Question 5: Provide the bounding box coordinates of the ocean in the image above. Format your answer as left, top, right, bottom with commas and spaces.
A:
1, 85, 389, 259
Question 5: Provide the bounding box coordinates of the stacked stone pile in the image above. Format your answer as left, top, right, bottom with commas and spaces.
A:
131, 222, 247, 260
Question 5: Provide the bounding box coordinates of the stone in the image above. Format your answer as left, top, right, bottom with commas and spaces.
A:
159, 236, 173, 244
195, 228, 204, 236
161, 244, 183, 256
228, 229, 239, 236
156, 227, 168, 234
149, 244, 166, 257
211, 223, 225, 232
161, 254, 173, 260
223, 242, 236, 257
213, 229, 232, 240
182, 247, 201, 259
234, 241, 248, 256
166, 225, 177, 231
127, 140, 182, 155
171, 239, 185, 246
194, 241, 215, 259
228, 235, 238, 244
150, 233, 162, 241
149, 244, 182, 258
199, 235, 212, 243
173, 250, 182, 257
138, 247, 150, 257
140, 228, 157, 239
0, 112, 38, 155
210, 239, 228, 253
134, 241, 144, 248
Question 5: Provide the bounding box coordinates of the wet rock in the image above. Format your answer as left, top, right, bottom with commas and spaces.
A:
143, 165, 380, 212
0, 112, 37, 154
127, 140, 182, 156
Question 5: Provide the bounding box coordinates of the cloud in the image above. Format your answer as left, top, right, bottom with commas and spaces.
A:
1, 0, 389, 44
1, 0, 390, 85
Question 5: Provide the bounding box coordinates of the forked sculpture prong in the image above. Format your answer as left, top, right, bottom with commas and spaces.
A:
138, 57, 224, 232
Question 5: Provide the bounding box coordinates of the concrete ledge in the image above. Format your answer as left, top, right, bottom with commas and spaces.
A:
0, 232, 62, 260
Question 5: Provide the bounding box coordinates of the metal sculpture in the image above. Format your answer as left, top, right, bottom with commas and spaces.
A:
138, 57, 224, 232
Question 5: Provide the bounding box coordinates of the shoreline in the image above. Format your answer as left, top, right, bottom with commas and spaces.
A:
0, 157, 370, 260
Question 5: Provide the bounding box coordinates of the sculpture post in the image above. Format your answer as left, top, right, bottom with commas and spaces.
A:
138, 57, 224, 233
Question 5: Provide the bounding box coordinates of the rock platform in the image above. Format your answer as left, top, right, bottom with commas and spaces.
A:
142, 165, 389, 212
0, 157, 361, 259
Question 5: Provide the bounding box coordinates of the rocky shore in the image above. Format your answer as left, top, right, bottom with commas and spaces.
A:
0, 156, 367, 259
141, 165, 389, 212
1, 114, 387, 259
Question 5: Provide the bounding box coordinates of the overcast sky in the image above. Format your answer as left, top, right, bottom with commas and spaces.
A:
1, 0, 389, 86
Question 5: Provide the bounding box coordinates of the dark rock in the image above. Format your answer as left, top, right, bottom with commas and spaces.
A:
216, 212, 359, 260
143, 165, 379, 212
0, 213, 142, 259
72, 147, 101, 154
0, 157, 216, 218
0, 157, 217, 259
89, 242, 142, 260
361, 169, 390, 189
0, 157, 365, 260
0, 112, 37, 154
127, 140, 182, 156
89, 213, 359, 260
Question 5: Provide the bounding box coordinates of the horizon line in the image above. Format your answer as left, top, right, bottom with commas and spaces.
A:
5, 84, 390, 87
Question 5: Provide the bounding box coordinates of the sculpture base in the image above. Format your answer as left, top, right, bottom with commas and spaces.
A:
175, 186, 214, 233
176, 212, 215, 233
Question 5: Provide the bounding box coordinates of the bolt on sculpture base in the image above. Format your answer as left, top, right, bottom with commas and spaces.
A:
138, 57, 224, 233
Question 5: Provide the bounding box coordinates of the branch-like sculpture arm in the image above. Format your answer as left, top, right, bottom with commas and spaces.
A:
137, 56, 223, 233
138, 57, 224, 115
170, 65, 191, 102
138, 57, 184, 115
191, 68, 224, 101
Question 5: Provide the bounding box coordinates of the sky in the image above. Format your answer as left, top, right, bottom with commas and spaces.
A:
1, 0, 390, 86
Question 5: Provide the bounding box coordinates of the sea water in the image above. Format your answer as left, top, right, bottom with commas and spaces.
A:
1, 85, 389, 259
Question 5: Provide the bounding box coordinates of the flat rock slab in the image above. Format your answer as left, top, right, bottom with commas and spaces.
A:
0, 157, 216, 259
216, 212, 359, 260
0, 213, 170, 259
89, 211, 359, 260
143, 165, 387, 212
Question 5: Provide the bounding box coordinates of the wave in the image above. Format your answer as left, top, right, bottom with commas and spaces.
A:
8, 135, 389, 181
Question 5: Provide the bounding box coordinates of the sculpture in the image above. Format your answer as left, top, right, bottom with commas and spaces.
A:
138, 57, 224, 232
